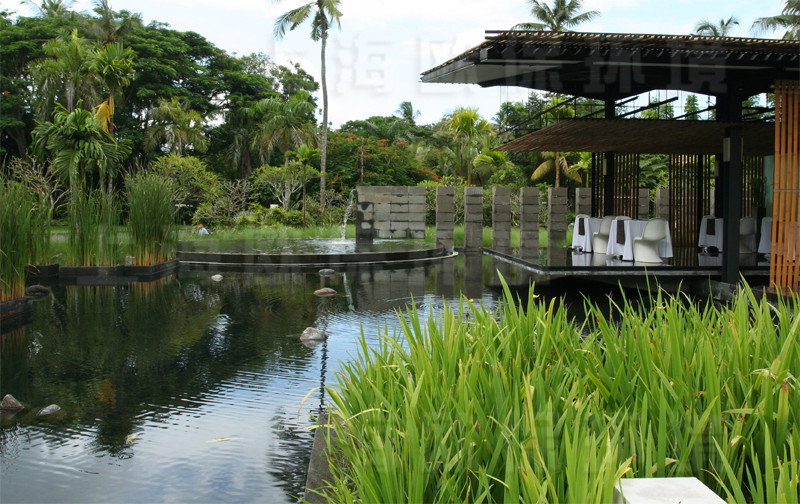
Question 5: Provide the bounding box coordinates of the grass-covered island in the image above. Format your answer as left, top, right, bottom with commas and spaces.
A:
319, 282, 799, 503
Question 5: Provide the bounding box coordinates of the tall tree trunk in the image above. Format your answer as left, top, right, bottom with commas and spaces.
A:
319, 29, 328, 209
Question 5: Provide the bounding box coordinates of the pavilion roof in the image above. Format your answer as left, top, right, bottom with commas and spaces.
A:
493, 119, 775, 156
421, 31, 800, 100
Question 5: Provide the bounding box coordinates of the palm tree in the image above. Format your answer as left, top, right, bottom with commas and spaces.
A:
752, 0, 800, 39
90, 41, 135, 133
83, 0, 143, 45
694, 16, 739, 36
288, 143, 320, 227
513, 0, 600, 31
531, 151, 581, 187
145, 97, 208, 155
396, 101, 420, 125
274, 0, 342, 209
23, 0, 77, 18
250, 92, 318, 169
447, 107, 494, 186
473, 150, 514, 186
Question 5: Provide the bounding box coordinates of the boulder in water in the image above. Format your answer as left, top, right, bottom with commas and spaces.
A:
211, 274, 223, 282
314, 287, 336, 296
300, 327, 328, 342
25, 284, 51, 297
37, 404, 61, 417
1, 394, 24, 412
318, 269, 335, 277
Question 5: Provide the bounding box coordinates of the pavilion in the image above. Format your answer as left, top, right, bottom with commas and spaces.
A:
421, 31, 800, 291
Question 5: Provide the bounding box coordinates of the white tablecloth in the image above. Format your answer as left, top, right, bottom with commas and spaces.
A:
697, 217, 757, 252
698, 217, 724, 250
607, 219, 673, 261
759, 217, 799, 258
571, 216, 602, 252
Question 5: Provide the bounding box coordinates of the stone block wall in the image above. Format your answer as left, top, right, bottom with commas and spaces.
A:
637, 188, 650, 219
548, 187, 568, 247
492, 186, 512, 252
464, 187, 483, 252
355, 186, 426, 243
575, 188, 592, 216
655, 188, 670, 220
519, 187, 540, 261
436, 186, 455, 252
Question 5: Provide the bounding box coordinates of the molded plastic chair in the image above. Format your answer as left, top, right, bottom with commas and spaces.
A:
633, 218, 669, 263
739, 216, 757, 253
592, 216, 615, 254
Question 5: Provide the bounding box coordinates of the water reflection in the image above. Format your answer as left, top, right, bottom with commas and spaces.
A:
1, 256, 630, 503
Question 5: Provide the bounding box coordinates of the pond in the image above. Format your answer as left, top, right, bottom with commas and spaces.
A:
1, 255, 623, 503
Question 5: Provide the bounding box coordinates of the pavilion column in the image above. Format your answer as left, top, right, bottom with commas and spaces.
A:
603, 99, 616, 216
717, 88, 744, 284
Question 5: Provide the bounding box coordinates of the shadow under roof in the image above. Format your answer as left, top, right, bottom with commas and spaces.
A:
494, 118, 775, 155
421, 31, 800, 100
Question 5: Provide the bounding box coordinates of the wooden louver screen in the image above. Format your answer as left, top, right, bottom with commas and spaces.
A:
669, 155, 712, 266
613, 154, 640, 219
771, 80, 800, 291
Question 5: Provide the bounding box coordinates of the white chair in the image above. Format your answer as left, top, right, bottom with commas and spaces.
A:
739, 216, 757, 253
592, 216, 615, 254
633, 218, 669, 263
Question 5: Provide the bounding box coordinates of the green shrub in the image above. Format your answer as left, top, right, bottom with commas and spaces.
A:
323, 282, 800, 503
150, 153, 221, 223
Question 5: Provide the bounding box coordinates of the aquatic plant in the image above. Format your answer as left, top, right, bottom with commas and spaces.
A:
0, 181, 52, 301
126, 172, 176, 265
322, 282, 799, 503
67, 189, 119, 266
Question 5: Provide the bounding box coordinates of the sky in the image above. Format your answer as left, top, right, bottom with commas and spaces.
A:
1, 0, 787, 127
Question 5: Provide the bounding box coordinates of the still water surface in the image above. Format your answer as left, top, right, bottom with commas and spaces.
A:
1, 256, 617, 503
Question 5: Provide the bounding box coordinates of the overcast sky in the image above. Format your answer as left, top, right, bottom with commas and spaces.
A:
1, 0, 786, 126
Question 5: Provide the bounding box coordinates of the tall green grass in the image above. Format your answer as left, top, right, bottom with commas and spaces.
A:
67, 189, 119, 266
1, 181, 52, 301
126, 173, 176, 265
321, 282, 799, 503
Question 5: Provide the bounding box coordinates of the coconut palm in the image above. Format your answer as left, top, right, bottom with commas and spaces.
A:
274, 0, 342, 209
447, 107, 494, 186
694, 16, 740, 36
250, 92, 318, 168
396, 101, 420, 125
752, 0, 800, 39
23, 0, 77, 18
513, 0, 600, 31
145, 97, 208, 155
83, 0, 143, 45
531, 151, 581, 187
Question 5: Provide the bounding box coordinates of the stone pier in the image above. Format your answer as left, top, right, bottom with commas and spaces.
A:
655, 188, 670, 220
355, 186, 426, 244
436, 186, 455, 252
575, 188, 592, 216
548, 187, 568, 247
637, 188, 650, 219
519, 187, 539, 262
491, 186, 511, 252
464, 187, 483, 252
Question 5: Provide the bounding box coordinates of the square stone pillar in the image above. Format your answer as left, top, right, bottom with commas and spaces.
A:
491, 186, 512, 252
575, 188, 592, 216
655, 188, 670, 220
407, 186, 427, 240
435, 186, 455, 252
355, 186, 374, 244
547, 187, 568, 247
519, 187, 539, 262
464, 187, 483, 252
637, 188, 650, 219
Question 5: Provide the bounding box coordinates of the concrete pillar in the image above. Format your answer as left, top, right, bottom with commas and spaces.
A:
547, 187, 568, 248
355, 186, 374, 244
464, 187, 483, 252
519, 187, 540, 262
575, 188, 592, 216
655, 188, 670, 220
436, 186, 455, 252
637, 188, 650, 219
407, 186, 427, 240
491, 186, 512, 252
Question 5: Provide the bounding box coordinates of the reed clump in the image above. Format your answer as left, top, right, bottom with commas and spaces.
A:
67, 189, 119, 266
323, 282, 799, 503
1, 181, 52, 301
126, 172, 176, 265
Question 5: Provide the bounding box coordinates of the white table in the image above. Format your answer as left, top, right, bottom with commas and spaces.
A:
571, 216, 602, 252
607, 219, 673, 261
698, 217, 724, 250
759, 217, 799, 258
697, 217, 757, 252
